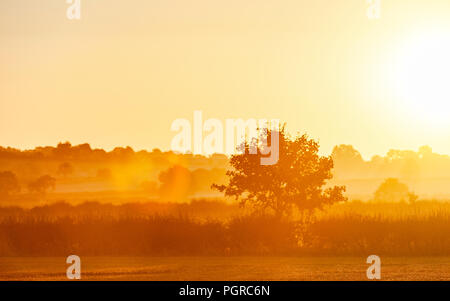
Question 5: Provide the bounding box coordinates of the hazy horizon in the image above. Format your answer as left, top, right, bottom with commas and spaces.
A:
2, 0, 450, 159
0, 139, 449, 162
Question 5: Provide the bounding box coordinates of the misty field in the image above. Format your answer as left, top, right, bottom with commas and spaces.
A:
1, 256, 450, 281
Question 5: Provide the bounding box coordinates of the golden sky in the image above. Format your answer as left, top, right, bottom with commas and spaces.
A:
1, 0, 450, 159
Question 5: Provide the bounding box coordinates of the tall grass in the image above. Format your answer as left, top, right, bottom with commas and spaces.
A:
1, 200, 450, 256
305, 213, 450, 255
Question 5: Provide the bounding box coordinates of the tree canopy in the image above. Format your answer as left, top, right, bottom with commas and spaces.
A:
213, 127, 347, 217
374, 178, 417, 203
28, 175, 56, 194
0, 171, 20, 196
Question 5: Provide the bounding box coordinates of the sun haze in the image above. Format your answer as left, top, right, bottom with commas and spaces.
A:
1, 0, 450, 158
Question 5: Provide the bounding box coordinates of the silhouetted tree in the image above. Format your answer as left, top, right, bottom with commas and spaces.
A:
331, 145, 364, 163
331, 144, 365, 179
374, 178, 417, 203
54, 141, 72, 159
0, 171, 20, 196
111, 146, 135, 161
28, 175, 56, 194
213, 127, 347, 217
57, 162, 74, 177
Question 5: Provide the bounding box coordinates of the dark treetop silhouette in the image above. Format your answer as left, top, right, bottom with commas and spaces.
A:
213, 127, 347, 217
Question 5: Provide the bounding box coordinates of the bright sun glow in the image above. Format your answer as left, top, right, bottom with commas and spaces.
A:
396, 31, 450, 125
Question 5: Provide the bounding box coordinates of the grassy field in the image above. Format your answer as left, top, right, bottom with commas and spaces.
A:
2, 200, 450, 257
1, 256, 450, 281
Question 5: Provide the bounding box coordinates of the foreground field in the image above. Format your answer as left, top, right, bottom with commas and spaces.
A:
1, 256, 450, 281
